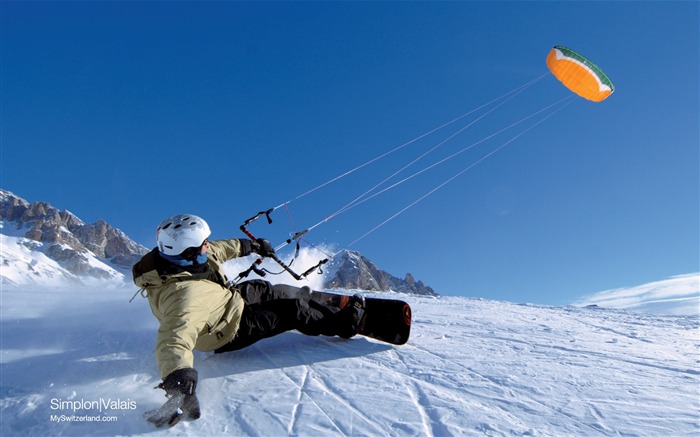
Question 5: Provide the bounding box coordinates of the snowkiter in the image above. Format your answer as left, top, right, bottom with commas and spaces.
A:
132, 214, 363, 427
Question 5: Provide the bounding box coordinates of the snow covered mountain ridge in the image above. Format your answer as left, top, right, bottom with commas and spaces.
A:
575, 273, 699, 316
0, 189, 148, 286
324, 249, 437, 296
1, 189, 697, 314
0, 190, 437, 295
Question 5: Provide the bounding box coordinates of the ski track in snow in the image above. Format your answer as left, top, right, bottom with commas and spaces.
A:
0, 287, 698, 437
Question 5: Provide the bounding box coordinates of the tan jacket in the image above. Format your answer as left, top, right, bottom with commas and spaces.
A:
132, 239, 247, 378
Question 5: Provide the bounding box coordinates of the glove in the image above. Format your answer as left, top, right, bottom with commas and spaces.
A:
144, 368, 201, 428
252, 238, 276, 257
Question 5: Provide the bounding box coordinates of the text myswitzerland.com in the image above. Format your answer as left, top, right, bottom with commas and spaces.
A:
50, 414, 119, 423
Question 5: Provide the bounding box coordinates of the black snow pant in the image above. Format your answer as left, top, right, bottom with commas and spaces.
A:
215, 280, 352, 353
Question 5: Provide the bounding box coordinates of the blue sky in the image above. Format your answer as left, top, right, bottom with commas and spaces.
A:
2, 1, 698, 305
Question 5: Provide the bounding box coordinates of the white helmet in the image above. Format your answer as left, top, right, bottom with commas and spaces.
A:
156, 214, 211, 256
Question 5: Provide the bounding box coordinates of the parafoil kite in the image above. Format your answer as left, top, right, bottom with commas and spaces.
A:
546, 46, 614, 102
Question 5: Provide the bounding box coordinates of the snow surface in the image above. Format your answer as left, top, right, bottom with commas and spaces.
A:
1, 286, 698, 436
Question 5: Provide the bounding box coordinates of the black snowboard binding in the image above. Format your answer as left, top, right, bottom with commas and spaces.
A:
338, 293, 366, 339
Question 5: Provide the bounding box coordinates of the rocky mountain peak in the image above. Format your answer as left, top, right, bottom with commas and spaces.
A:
324, 249, 438, 296
1, 189, 148, 285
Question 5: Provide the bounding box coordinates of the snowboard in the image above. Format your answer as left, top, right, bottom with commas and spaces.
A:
272, 285, 412, 345
357, 296, 412, 345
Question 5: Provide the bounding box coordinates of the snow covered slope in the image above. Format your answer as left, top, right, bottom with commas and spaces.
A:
0, 233, 126, 287
1, 286, 698, 436
575, 273, 699, 316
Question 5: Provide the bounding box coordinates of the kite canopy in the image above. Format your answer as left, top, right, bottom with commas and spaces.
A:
546, 46, 614, 102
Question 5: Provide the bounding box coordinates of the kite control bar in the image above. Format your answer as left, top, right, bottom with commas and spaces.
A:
242, 209, 274, 227
234, 209, 328, 284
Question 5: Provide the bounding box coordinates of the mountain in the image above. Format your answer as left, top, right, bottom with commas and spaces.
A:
323, 249, 437, 296
1, 286, 697, 436
0, 189, 148, 286
574, 273, 699, 316
0, 190, 438, 295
